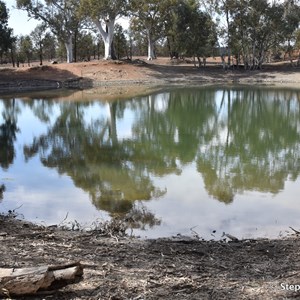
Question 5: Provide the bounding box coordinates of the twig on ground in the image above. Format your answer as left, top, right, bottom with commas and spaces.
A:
289, 226, 300, 234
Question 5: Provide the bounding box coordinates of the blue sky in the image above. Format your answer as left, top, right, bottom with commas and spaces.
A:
5, 0, 40, 35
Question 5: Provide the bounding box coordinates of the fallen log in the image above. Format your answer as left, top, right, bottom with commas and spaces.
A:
0, 261, 83, 296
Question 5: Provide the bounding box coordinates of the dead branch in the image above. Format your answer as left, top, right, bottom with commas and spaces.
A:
0, 261, 83, 296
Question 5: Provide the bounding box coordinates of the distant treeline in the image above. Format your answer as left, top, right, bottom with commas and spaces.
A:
0, 0, 300, 69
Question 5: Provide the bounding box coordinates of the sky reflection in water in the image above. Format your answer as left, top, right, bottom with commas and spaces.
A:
1, 86, 300, 239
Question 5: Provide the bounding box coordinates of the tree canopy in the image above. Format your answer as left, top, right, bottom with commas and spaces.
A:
0, 1, 14, 57
79, 0, 128, 59
16, 0, 82, 62
0, 0, 299, 66
166, 0, 217, 65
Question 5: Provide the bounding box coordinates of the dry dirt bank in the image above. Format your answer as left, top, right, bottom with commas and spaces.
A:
1, 215, 300, 300
0, 58, 300, 94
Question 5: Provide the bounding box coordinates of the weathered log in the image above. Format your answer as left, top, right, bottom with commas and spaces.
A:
0, 261, 83, 296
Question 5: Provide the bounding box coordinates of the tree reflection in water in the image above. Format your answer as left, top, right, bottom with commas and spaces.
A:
0, 184, 5, 201
2, 86, 299, 229
0, 99, 19, 170
197, 88, 300, 202
22, 100, 166, 230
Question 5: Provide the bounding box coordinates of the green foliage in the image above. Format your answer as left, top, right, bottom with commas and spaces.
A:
15, 35, 34, 65
212, 0, 300, 68
42, 33, 57, 61
4, 0, 300, 65
166, 0, 217, 60
114, 24, 128, 59
130, 0, 177, 59
79, 0, 128, 59
56, 40, 67, 61
0, 0, 8, 24
79, 0, 128, 20
0, 1, 14, 54
17, 0, 82, 40
31, 24, 48, 64
16, 0, 82, 62
75, 31, 95, 61
295, 29, 300, 49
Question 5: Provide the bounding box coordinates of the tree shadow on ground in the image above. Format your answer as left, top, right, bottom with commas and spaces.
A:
0, 65, 79, 81
137, 61, 300, 83
0, 65, 93, 94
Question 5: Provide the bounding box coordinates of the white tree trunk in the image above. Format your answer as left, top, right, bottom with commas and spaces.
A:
94, 19, 115, 60
64, 35, 73, 63
147, 29, 155, 60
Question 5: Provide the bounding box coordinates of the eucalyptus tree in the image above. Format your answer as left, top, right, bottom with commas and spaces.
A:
76, 31, 94, 61
130, 0, 176, 60
79, 0, 128, 60
294, 29, 300, 65
229, 0, 294, 69
208, 0, 300, 69
18, 35, 33, 66
30, 24, 50, 65
0, 1, 14, 61
127, 29, 147, 56
42, 33, 57, 61
166, 0, 217, 65
198, 0, 234, 67
280, 0, 300, 65
16, 0, 82, 63
114, 24, 128, 59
